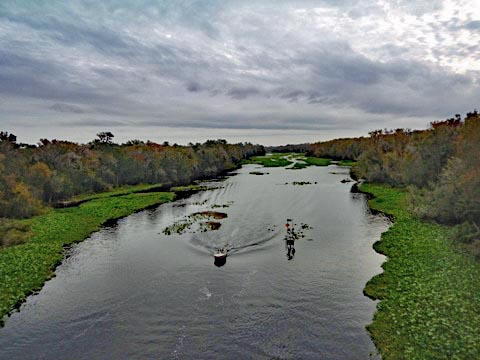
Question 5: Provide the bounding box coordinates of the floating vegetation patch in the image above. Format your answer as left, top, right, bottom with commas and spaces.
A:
337, 160, 357, 166
200, 221, 222, 231
162, 211, 228, 235
249, 171, 269, 175
211, 204, 230, 209
171, 185, 223, 193
304, 157, 331, 166
162, 219, 194, 235
192, 211, 228, 219
281, 181, 318, 186
291, 162, 308, 170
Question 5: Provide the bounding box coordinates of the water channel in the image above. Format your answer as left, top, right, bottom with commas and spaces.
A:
0, 164, 389, 359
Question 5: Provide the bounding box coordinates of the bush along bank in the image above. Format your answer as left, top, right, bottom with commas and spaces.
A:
361, 183, 480, 359
0, 190, 174, 325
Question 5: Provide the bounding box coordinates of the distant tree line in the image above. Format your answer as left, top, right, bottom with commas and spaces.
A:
308, 111, 480, 257
0, 133, 264, 219
265, 143, 310, 153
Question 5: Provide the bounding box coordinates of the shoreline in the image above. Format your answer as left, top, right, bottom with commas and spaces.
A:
0, 190, 176, 325
359, 183, 480, 359
0, 168, 237, 325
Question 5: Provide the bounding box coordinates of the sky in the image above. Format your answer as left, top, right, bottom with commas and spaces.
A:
1, 0, 480, 145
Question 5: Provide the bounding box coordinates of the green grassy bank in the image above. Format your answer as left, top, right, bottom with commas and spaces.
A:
0, 189, 174, 324
361, 183, 480, 359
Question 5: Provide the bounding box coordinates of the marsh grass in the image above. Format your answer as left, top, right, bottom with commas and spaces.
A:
361, 183, 480, 359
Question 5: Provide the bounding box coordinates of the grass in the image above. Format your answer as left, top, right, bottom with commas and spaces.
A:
337, 159, 357, 166
248, 153, 293, 167
360, 183, 480, 359
0, 191, 174, 325
170, 184, 207, 193
304, 157, 331, 166
292, 162, 308, 169
246, 153, 333, 168
71, 183, 165, 202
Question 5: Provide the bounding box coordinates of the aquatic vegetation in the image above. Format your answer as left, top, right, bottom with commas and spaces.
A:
249, 171, 269, 175
210, 203, 232, 209
192, 211, 228, 219
282, 181, 318, 186
0, 191, 174, 324
245, 153, 333, 169
200, 221, 222, 231
162, 219, 193, 235
249, 154, 293, 167
361, 183, 480, 359
0, 219, 31, 247
291, 162, 308, 169
163, 211, 228, 235
170, 185, 209, 193
337, 159, 357, 166
304, 157, 331, 166
71, 184, 166, 203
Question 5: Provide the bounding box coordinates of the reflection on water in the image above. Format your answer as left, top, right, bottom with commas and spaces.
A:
0, 165, 389, 359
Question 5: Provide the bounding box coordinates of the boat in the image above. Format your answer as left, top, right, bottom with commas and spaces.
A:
214, 248, 227, 259
214, 248, 228, 267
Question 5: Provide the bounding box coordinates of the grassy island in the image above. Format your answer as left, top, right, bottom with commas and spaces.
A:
361, 183, 480, 359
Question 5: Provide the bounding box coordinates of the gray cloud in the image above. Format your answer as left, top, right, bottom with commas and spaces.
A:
50, 103, 86, 114
465, 20, 480, 30
1, 0, 480, 145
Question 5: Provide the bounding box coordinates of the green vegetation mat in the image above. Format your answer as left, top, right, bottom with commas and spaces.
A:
247, 153, 293, 167
71, 183, 165, 202
245, 153, 333, 168
337, 159, 357, 166
361, 183, 480, 359
304, 157, 331, 166
0, 191, 174, 325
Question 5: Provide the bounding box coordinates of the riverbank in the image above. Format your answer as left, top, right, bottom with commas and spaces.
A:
360, 183, 480, 359
0, 188, 174, 325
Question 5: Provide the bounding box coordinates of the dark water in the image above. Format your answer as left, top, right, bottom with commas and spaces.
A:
0, 165, 389, 359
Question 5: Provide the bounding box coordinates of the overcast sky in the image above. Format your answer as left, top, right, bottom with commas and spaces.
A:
1, 0, 479, 145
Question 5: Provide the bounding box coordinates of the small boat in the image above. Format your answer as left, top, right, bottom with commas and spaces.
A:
214, 248, 227, 267
214, 248, 227, 259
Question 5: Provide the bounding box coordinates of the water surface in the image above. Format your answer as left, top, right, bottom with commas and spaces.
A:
0, 165, 389, 359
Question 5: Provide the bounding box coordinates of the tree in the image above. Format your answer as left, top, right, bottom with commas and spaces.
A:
0, 131, 17, 143
95, 132, 114, 144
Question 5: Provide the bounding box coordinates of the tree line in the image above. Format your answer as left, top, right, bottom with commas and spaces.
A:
308, 111, 480, 257
0, 133, 264, 219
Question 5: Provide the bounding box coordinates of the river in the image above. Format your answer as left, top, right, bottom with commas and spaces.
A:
0, 164, 389, 359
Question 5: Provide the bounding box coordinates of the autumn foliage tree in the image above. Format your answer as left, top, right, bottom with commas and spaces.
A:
0, 135, 264, 220
309, 111, 480, 257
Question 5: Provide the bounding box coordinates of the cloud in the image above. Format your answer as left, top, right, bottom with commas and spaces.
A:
227, 86, 261, 99
1, 0, 480, 145
465, 20, 480, 30
50, 103, 86, 114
